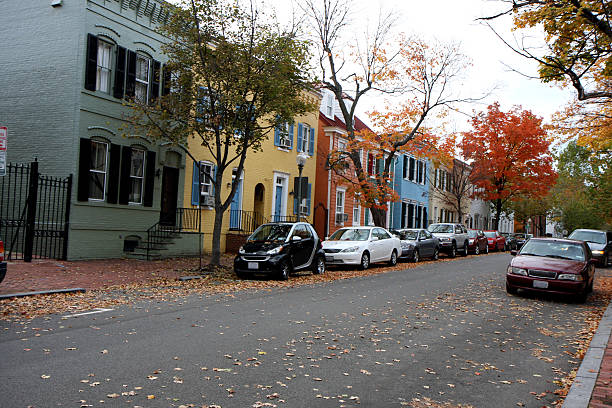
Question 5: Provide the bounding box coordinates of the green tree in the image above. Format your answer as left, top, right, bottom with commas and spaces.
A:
125, 0, 315, 267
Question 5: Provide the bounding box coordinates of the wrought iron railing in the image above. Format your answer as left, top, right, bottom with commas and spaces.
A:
229, 210, 266, 235
270, 214, 299, 223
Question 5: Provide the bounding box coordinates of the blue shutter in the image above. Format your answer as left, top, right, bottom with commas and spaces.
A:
191, 162, 200, 205
274, 126, 280, 146
306, 183, 311, 215
288, 123, 294, 149
308, 127, 315, 156
293, 196, 298, 214
297, 123, 303, 152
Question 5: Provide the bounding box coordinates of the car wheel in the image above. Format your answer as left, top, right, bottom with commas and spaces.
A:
389, 250, 398, 266
360, 252, 370, 270
278, 261, 290, 281
449, 244, 456, 258
313, 256, 325, 275
432, 247, 439, 261
461, 242, 469, 256
474, 245, 480, 255
506, 282, 518, 295
412, 249, 420, 263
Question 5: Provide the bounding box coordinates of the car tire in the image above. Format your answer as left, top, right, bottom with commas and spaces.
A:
603, 252, 610, 268
360, 252, 370, 270
313, 256, 325, 275
449, 244, 457, 258
412, 249, 420, 263
432, 247, 439, 261
474, 245, 480, 255
389, 250, 398, 266
278, 261, 290, 281
461, 242, 469, 256
506, 282, 518, 295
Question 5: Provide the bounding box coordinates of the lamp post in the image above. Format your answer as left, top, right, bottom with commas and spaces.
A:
296, 152, 308, 222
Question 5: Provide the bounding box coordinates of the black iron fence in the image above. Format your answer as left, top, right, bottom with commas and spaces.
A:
229, 210, 266, 235
0, 161, 72, 261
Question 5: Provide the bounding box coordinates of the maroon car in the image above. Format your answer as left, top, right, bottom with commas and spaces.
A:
484, 230, 506, 252
467, 229, 488, 255
506, 238, 596, 302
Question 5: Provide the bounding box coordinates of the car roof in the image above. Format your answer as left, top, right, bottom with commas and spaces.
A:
571, 229, 607, 233
529, 237, 585, 245
338, 226, 375, 229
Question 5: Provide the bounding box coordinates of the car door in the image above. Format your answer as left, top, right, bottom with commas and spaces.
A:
421, 230, 434, 257
372, 228, 387, 261
377, 228, 395, 261
289, 225, 309, 268
299, 225, 316, 267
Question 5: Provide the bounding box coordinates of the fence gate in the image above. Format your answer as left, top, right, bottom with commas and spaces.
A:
0, 161, 72, 261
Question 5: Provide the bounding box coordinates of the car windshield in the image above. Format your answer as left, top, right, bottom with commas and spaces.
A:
248, 224, 292, 243
568, 230, 606, 245
520, 240, 585, 261
468, 230, 477, 238
484, 231, 497, 238
398, 230, 419, 240
428, 224, 453, 233
329, 228, 370, 241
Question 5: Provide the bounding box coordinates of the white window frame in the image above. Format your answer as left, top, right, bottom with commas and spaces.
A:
272, 172, 289, 219
338, 139, 347, 152
325, 94, 334, 117
199, 161, 214, 197
128, 148, 146, 205
278, 123, 292, 149
135, 54, 151, 103
352, 204, 361, 226
336, 188, 346, 225
301, 123, 311, 153
89, 141, 108, 201
96, 41, 112, 93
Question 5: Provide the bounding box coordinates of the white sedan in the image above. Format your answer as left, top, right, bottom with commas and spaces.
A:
322, 226, 402, 269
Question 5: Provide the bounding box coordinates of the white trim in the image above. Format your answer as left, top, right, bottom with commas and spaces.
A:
88, 140, 108, 202
272, 171, 289, 218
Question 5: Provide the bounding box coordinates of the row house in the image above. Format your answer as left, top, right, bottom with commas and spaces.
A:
0, 0, 196, 260
389, 154, 430, 230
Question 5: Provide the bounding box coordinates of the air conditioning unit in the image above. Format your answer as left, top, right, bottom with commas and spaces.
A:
335, 213, 348, 225
202, 195, 215, 207
279, 136, 291, 149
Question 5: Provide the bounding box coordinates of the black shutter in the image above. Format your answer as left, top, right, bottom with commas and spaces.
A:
113, 46, 126, 99
403, 156, 408, 179
423, 207, 428, 228
401, 203, 407, 229
85, 34, 98, 91
161, 65, 171, 96
125, 50, 137, 98
409, 157, 415, 181
408, 204, 414, 228
119, 146, 132, 205
418, 161, 423, 183
143, 151, 156, 207
77, 138, 91, 201
149, 60, 161, 104
106, 143, 121, 204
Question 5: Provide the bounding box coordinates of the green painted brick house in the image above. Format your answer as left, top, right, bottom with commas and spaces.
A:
0, 0, 199, 259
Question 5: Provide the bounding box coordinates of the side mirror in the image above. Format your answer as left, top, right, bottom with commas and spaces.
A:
510, 250, 517, 256
291, 235, 302, 242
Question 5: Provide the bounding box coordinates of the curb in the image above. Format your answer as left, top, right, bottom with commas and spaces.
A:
562, 301, 612, 408
0, 288, 86, 300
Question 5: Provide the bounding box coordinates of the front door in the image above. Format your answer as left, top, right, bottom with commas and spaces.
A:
229, 170, 243, 229
274, 185, 283, 222
160, 166, 179, 226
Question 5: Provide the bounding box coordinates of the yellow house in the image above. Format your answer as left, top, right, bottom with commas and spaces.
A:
183, 90, 322, 253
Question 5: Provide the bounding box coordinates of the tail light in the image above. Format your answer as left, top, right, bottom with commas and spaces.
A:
0, 240, 4, 262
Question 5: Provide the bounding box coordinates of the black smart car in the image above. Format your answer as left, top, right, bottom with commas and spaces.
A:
234, 222, 326, 280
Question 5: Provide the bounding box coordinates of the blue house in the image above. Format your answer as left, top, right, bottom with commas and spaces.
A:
389, 154, 430, 229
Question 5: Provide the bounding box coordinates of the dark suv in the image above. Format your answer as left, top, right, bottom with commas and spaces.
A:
568, 229, 612, 267
234, 222, 326, 280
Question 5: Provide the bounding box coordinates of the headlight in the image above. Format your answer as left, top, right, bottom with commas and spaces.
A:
508, 266, 527, 276
558, 274, 584, 281
341, 246, 360, 253
239, 246, 246, 254
592, 250, 604, 255
439, 237, 450, 242
266, 246, 283, 255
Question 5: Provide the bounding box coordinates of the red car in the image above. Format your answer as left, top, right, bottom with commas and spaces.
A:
506, 238, 596, 302
484, 230, 506, 252
467, 229, 488, 255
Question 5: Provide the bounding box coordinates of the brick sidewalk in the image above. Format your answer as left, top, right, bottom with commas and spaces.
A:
589, 328, 612, 407
0, 257, 227, 295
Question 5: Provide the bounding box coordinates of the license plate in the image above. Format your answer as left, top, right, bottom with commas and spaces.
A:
248, 262, 258, 270
533, 280, 548, 289
326, 256, 335, 262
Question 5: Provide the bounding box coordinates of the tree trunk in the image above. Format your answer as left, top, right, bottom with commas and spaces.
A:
493, 199, 502, 230
209, 207, 224, 267
371, 207, 387, 227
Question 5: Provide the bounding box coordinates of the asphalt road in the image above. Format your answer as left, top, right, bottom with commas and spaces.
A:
0, 253, 601, 407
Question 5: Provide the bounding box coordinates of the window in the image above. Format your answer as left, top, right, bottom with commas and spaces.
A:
353, 205, 361, 226
135, 55, 150, 103
199, 162, 214, 196
326, 94, 334, 117
409, 157, 415, 181
96, 41, 112, 93
338, 139, 347, 152
278, 123, 292, 148
301, 124, 311, 153
89, 141, 108, 200
367, 153, 375, 177
336, 189, 346, 225
128, 148, 145, 204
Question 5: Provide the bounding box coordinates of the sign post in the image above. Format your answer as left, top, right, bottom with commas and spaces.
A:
0, 126, 7, 176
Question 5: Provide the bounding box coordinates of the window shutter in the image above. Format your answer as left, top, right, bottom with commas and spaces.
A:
85, 34, 98, 91
118, 146, 132, 205
418, 161, 423, 183
297, 123, 303, 152
77, 138, 92, 201
113, 46, 126, 99
161, 65, 171, 96
423, 207, 428, 228
306, 183, 312, 215
107, 143, 121, 204
401, 202, 407, 229
422, 162, 427, 184
403, 156, 408, 179
308, 127, 315, 156
149, 60, 161, 105
409, 157, 415, 181
191, 162, 200, 206
143, 150, 156, 207
274, 126, 280, 146
408, 204, 414, 228
288, 123, 294, 149
293, 196, 298, 215
125, 50, 137, 98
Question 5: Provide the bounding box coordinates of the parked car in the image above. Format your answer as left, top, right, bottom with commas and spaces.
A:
322, 226, 401, 270
391, 229, 440, 262
568, 229, 612, 267
0, 239, 5, 284
484, 230, 506, 252
506, 238, 596, 302
501, 232, 517, 251
512, 233, 532, 249
467, 229, 488, 255
427, 223, 470, 257
234, 222, 326, 280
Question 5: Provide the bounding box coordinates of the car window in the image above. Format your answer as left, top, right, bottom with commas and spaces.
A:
429, 224, 453, 233
376, 228, 391, 240
568, 230, 606, 245
328, 228, 370, 241
424, 230, 433, 239
484, 231, 496, 238
249, 224, 292, 243
293, 224, 312, 239
399, 230, 419, 240
520, 240, 586, 261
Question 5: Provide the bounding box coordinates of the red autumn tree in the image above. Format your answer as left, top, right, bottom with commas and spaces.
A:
462, 103, 557, 230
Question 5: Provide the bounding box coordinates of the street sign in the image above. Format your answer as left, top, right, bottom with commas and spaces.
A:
0, 127, 6, 177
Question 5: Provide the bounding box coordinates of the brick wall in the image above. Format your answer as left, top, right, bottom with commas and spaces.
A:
225, 233, 249, 254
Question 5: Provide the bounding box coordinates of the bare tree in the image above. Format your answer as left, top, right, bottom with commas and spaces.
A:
429, 158, 475, 225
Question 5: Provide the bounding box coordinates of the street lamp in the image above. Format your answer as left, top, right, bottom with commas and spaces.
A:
296, 152, 309, 222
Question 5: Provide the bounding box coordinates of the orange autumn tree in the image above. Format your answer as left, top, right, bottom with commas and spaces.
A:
462, 103, 557, 230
